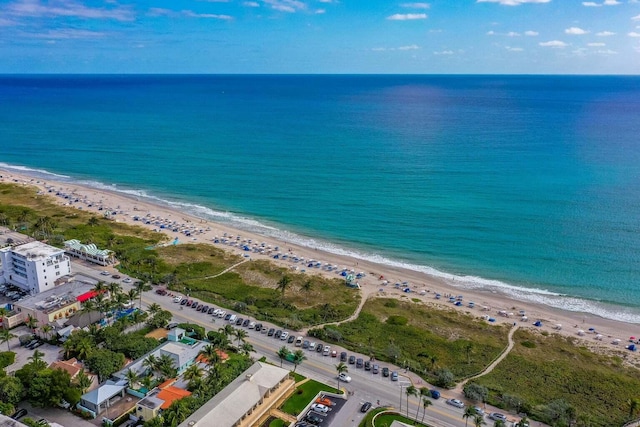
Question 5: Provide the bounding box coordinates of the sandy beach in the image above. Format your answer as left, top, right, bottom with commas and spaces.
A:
2, 169, 639, 363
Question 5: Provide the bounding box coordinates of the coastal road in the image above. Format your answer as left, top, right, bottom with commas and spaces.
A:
69, 259, 526, 427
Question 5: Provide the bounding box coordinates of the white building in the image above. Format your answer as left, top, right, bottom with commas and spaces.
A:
0, 241, 71, 295
64, 239, 116, 266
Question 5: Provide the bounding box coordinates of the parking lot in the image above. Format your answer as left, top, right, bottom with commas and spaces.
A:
295, 394, 348, 427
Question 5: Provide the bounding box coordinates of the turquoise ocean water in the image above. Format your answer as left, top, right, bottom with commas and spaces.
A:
1, 75, 639, 323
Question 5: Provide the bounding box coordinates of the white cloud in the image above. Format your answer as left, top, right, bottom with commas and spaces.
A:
596, 49, 617, 54
6, 0, 134, 21
476, 0, 550, 5
596, 31, 615, 36
632, 14, 640, 21
263, 0, 306, 12
587, 42, 606, 46
603, 0, 621, 4
30, 28, 106, 39
539, 40, 568, 47
629, 31, 640, 37
507, 31, 520, 36
433, 50, 454, 55
506, 46, 524, 51
400, 2, 430, 8
582, 0, 621, 5
372, 44, 420, 51
524, 30, 538, 36
386, 13, 427, 20
486, 30, 496, 35
565, 27, 589, 35
315, 8, 325, 13
582, 1, 600, 5
319, 0, 335, 2
243, 1, 260, 6
398, 44, 420, 50
149, 8, 232, 19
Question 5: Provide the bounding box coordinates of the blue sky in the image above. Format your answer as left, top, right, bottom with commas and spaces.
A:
1, 0, 639, 73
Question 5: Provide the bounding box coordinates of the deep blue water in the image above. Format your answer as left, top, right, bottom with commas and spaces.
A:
1, 75, 640, 322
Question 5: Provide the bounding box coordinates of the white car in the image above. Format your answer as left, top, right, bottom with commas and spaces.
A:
280, 331, 289, 341
248, 321, 256, 329
446, 399, 465, 409
173, 296, 182, 303
337, 372, 352, 383
323, 345, 331, 356
100, 271, 110, 276
309, 342, 316, 351
123, 278, 132, 283
310, 403, 329, 413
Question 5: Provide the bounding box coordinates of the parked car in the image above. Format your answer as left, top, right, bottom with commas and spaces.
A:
196, 304, 204, 311
372, 364, 379, 374
201, 305, 209, 313
180, 299, 188, 306
11, 409, 27, 420
280, 331, 289, 341
310, 403, 329, 413
340, 352, 347, 362
430, 390, 440, 399
303, 340, 310, 349
489, 413, 507, 422
305, 413, 324, 425
391, 371, 398, 381
224, 313, 233, 321
322, 345, 330, 356
236, 317, 244, 325
364, 360, 371, 370
208, 307, 216, 315
243, 319, 251, 327
360, 402, 372, 413
315, 396, 335, 407
348, 355, 356, 364
331, 350, 337, 357
274, 330, 282, 339
165, 322, 179, 330
316, 344, 324, 353
248, 321, 256, 329
382, 367, 390, 377
337, 372, 351, 383
255, 323, 263, 332
308, 342, 316, 351
173, 296, 182, 303
446, 399, 465, 409
356, 358, 363, 368
287, 335, 296, 344
123, 278, 132, 283
267, 328, 275, 336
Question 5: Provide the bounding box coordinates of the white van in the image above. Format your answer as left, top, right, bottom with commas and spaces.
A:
295, 336, 303, 347
217, 310, 226, 318
309, 342, 316, 351
228, 314, 237, 323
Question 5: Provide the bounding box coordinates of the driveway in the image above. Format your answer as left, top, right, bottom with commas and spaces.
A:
20, 401, 95, 427
5, 325, 62, 374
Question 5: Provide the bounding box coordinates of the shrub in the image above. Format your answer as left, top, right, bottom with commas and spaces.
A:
386, 315, 408, 326
464, 383, 489, 402
0, 351, 16, 369
521, 341, 536, 348
434, 368, 455, 388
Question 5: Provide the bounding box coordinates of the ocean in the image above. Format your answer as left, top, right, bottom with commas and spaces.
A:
1, 74, 639, 323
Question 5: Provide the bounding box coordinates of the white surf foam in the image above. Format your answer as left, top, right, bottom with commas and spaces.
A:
0, 162, 71, 179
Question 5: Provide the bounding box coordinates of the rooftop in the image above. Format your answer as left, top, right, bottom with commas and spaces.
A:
64, 239, 114, 257
15, 279, 95, 313
178, 362, 290, 427
2, 240, 64, 260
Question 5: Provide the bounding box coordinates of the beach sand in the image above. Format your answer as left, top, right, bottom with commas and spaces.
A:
2, 169, 638, 363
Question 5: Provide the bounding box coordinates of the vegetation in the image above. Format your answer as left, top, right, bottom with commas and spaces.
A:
360, 408, 430, 427
280, 379, 340, 415
309, 298, 508, 382
472, 329, 640, 427
0, 351, 15, 369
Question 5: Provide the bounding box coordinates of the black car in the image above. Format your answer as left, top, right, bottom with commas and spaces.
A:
287, 335, 296, 344
360, 402, 372, 413
180, 299, 188, 306
382, 367, 390, 377
242, 319, 250, 327
267, 328, 275, 336
274, 330, 282, 339
316, 343, 324, 353
255, 323, 263, 332
196, 304, 204, 311
356, 358, 364, 368
364, 360, 371, 371
305, 413, 324, 424
224, 313, 233, 321
236, 317, 244, 325
11, 408, 27, 420
208, 307, 216, 314
27, 340, 43, 350
202, 305, 209, 313
340, 352, 347, 362
348, 355, 356, 364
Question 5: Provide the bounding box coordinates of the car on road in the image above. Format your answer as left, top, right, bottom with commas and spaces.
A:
287, 335, 296, 344
372, 364, 379, 374
446, 399, 465, 409
267, 328, 275, 336
360, 402, 372, 413
340, 352, 347, 362
11, 409, 27, 420
305, 413, 324, 424
489, 412, 507, 422
111, 274, 121, 279
430, 390, 440, 399
391, 371, 398, 381
100, 271, 110, 276
473, 406, 485, 416
348, 355, 356, 364
123, 278, 132, 283
337, 372, 352, 383
310, 403, 329, 413
322, 345, 330, 356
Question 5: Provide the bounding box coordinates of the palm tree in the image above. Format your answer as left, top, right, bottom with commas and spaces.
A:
147, 303, 162, 316
335, 362, 348, 392
276, 275, 291, 296
39, 324, 53, 341
474, 414, 487, 427
87, 216, 100, 227
515, 417, 530, 427
241, 342, 254, 356
29, 349, 46, 364
218, 324, 235, 342
143, 354, 158, 375
156, 353, 177, 378
0, 211, 9, 226
183, 364, 204, 383
405, 385, 417, 418
125, 369, 140, 388
135, 281, 152, 309
140, 375, 153, 391
0, 328, 17, 351
463, 406, 476, 427
233, 328, 248, 347
108, 282, 122, 299
418, 387, 430, 421
75, 337, 94, 361
421, 397, 432, 424
276, 346, 289, 368
25, 314, 39, 334
301, 280, 312, 303
127, 289, 139, 307
493, 420, 506, 427
75, 369, 92, 393
291, 349, 307, 373
199, 344, 221, 367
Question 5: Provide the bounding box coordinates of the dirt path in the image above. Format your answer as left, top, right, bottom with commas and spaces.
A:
454, 324, 519, 393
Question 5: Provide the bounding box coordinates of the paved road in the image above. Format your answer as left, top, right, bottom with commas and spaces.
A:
70, 259, 532, 427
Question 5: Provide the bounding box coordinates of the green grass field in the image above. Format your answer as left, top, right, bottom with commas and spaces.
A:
280, 379, 340, 416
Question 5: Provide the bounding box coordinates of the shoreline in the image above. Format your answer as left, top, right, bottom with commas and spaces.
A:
1, 167, 639, 362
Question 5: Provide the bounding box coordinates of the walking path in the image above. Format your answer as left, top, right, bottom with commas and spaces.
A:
185, 258, 250, 281
454, 324, 519, 393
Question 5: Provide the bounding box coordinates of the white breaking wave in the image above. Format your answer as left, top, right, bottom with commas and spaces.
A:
0, 163, 71, 179
4, 163, 640, 324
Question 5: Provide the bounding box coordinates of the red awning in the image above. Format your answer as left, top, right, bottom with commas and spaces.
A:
76, 290, 98, 303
